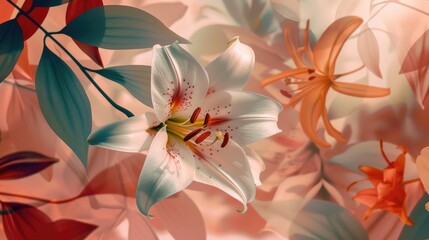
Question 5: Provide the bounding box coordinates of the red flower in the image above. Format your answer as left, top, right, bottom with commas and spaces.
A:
348, 140, 414, 225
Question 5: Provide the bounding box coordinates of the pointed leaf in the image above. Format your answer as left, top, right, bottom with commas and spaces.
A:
61, 5, 189, 50
93, 65, 152, 107
0, 151, 57, 180
2, 202, 97, 240
16, 0, 49, 40
289, 200, 368, 240
398, 194, 429, 240
32, 0, 71, 7
35, 47, 92, 167
66, 0, 104, 67
0, 20, 23, 83
358, 25, 382, 78
400, 29, 429, 73
53, 219, 97, 240
79, 154, 143, 198
2, 202, 54, 240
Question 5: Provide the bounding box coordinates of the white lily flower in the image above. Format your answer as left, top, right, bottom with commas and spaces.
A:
88, 38, 282, 216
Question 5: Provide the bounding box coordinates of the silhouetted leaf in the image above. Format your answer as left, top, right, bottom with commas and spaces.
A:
0, 151, 57, 179
32, 0, 71, 7
53, 219, 98, 239
35, 47, 91, 167
79, 154, 143, 198
400, 29, 429, 74
66, 0, 104, 67
61, 5, 189, 49
0, 20, 23, 83
16, 0, 49, 40
93, 65, 152, 107
289, 200, 368, 240
2, 202, 97, 240
358, 25, 382, 78
398, 194, 429, 240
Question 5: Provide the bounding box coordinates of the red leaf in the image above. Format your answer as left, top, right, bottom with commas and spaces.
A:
2, 202, 97, 240
52, 219, 98, 240
16, 0, 49, 40
2, 202, 53, 240
400, 29, 429, 73
79, 154, 143, 198
0, 151, 57, 180
66, 0, 104, 67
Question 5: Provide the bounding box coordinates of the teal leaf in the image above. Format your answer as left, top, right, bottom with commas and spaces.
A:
33, 0, 71, 7
35, 47, 92, 167
0, 20, 23, 83
399, 194, 429, 240
92, 65, 152, 107
289, 200, 368, 240
61, 5, 189, 49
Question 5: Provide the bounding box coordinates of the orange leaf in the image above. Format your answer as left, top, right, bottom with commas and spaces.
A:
0, 0, 17, 24
66, 0, 104, 67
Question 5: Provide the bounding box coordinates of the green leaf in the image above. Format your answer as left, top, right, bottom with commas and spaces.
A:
399, 194, 429, 240
93, 65, 152, 107
289, 200, 368, 240
61, 5, 189, 49
0, 20, 23, 83
35, 47, 92, 167
32, 0, 71, 7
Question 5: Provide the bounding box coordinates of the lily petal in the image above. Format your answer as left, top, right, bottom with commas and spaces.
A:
193, 140, 256, 212
359, 165, 383, 186
313, 16, 363, 78
201, 90, 282, 145
205, 37, 254, 94
331, 81, 390, 98
136, 127, 195, 216
242, 146, 265, 186
151, 42, 209, 122
299, 85, 331, 147
88, 112, 159, 153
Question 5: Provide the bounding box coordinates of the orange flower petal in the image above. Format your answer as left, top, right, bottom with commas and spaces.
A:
354, 189, 378, 206
299, 85, 331, 147
359, 165, 383, 186
320, 88, 346, 143
302, 20, 314, 63
331, 81, 390, 98
260, 68, 309, 87
313, 16, 363, 78
283, 24, 307, 68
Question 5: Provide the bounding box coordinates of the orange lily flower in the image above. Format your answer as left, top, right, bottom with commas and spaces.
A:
260, 16, 390, 147
348, 140, 416, 226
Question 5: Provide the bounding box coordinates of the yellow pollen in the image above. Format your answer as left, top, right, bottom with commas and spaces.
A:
214, 131, 224, 140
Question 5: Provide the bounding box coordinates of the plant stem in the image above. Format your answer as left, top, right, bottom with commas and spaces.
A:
0, 191, 80, 204
7, 0, 134, 118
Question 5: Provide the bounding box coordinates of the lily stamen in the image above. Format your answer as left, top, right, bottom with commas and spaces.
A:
221, 132, 229, 148
190, 107, 201, 124
183, 128, 203, 141
203, 113, 210, 127
195, 131, 211, 144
